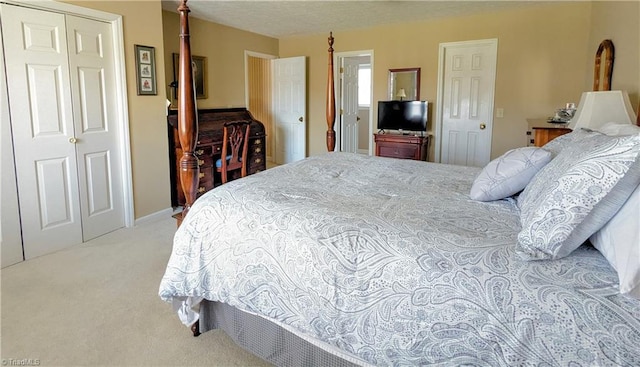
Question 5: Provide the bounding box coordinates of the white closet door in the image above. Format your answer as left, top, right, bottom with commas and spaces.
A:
1, 4, 83, 258
66, 15, 124, 241
2, 4, 125, 259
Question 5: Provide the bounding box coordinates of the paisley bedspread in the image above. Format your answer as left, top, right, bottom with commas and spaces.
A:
160, 152, 640, 366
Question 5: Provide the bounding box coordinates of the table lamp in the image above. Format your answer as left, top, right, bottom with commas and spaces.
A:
568, 90, 636, 130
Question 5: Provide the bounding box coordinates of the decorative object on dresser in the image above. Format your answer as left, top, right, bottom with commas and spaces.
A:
526, 90, 636, 147
167, 108, 266, 210
374, 133, 429, 161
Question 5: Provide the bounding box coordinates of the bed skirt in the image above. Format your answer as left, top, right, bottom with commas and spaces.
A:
198, 300, 363, 367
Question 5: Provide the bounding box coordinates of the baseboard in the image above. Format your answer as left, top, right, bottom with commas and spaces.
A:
357, 149, 369, 155
134, 207, 176, 226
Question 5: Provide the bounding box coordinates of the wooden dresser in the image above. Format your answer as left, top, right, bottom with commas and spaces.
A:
526, 118, 572, 147
168, 108, 266, 207
374, 133, 429, 161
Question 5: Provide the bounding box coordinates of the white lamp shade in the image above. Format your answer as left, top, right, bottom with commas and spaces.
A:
568, 90, 637, 130
396, 88, 407, 99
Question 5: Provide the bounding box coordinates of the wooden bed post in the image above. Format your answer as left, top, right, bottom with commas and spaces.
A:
326, 32, 336, 152
177, 0, 199, 223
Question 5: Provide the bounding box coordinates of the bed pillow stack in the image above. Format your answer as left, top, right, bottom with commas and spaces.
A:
516, 130, 640, 262
540, 127, 594, 157
469, 147, 552, 201
590, 184, 640, 298
589, 122, 640, 299
468, 129, 598, 203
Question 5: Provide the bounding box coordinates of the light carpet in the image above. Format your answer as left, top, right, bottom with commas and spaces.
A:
1, 216, 272, 367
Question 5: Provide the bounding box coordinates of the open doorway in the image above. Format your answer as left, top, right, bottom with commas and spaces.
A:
245, 51, 276, 164
245, 51, 307, 166
335, 51, 374, 155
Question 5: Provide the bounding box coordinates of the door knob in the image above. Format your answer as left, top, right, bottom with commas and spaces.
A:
357, 116, 361, 121
69, 137, 78, 144
298, 117, 303, 122
480, 123, 486, 130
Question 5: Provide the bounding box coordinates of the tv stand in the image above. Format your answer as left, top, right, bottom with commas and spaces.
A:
374, 133, 429, 161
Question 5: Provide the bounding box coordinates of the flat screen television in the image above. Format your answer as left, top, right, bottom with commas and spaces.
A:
377, 100, 429, 133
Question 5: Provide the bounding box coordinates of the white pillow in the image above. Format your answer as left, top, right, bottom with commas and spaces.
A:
541, 128, 594, 157
590, 183, 640, 299
469, 147, 552, 201
597, 122, 640, 136
517, 132, 640, 260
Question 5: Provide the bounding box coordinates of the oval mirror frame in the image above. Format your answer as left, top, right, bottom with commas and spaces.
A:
593, 39, 614, 91
389, 67, 420, 101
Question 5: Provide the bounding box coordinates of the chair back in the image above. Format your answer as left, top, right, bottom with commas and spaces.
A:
219, 120, 251, 183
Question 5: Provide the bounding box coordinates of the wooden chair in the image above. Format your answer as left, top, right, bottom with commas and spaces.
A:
216, 121, 251, 184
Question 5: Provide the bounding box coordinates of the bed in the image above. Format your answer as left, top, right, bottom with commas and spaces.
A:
161, 1, 640, 365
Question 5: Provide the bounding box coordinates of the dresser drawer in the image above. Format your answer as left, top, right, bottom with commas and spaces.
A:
374, 133, 429, 161
378, 143, 418, 159
248, 157, 265, 171
252, 143, 264, 155
195, 144, 222, 158
198, 167, 214, 186
247, 140, 266, 172
197, 155, 213, 169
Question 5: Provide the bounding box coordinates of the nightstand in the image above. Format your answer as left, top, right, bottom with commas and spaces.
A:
526, 118, 572, 147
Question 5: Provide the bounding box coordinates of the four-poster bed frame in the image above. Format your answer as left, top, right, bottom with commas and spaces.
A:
176, 0, 336, 221
168, 1, 640, 365
176, 0, 199, 221
174, 0, 347, 351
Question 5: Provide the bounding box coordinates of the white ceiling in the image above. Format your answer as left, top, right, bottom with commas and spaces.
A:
160, 1, 545, 38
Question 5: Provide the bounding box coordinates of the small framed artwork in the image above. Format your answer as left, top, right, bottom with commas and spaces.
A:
172, 53, 208, 101
135, 45, 157, 95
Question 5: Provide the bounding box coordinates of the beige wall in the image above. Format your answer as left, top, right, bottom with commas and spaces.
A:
162, 10, 279, 109
280, 1, 639, 160
51, 1, 639, 218
587, 1, 639, 106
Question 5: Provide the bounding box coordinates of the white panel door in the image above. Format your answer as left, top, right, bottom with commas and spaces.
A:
273, 56, 306, 164
439, 40, 497, 167
2, 4, 124, 259
1, 4, 83, 258
66, 15, 124, 241
340, 57, 359, 153
0, 19, 24, 267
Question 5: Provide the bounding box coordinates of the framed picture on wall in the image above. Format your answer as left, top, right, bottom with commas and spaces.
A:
172, 53, 208, 102
135, 45, 157, 95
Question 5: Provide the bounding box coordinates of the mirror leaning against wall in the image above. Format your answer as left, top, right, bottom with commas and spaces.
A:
389, 68, 420, 101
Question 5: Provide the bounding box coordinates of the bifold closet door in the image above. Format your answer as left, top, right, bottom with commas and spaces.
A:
1, 4, 124, 259
65, 15, 124, 241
